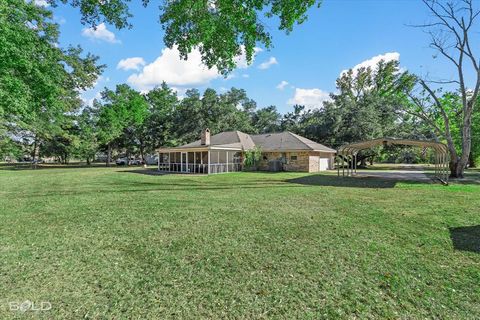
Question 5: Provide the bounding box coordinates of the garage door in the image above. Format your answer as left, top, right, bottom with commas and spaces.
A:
319, 158, 329, 171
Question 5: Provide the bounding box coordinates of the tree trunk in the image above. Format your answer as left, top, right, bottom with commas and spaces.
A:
86, 157, 91, 165
139, 138, 145, 163
450, 109, 473, 178
360, 158, 366, 167
469, 152, 476, 168
106, 144, 111, 167
31, 138, 37, 162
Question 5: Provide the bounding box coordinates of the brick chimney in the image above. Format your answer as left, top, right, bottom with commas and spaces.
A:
201, 128, 211, 146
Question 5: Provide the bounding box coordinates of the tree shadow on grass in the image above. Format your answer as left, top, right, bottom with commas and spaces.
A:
286, 174, 402, 188
0, 163, 111, 171
119, 169, 200, 176
126, 170, 430, 189
449, 225, 480, 254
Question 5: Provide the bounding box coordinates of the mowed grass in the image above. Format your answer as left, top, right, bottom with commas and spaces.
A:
0, 166, 479, 319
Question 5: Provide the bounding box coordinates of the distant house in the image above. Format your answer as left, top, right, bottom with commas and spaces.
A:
157, 129, 336, 174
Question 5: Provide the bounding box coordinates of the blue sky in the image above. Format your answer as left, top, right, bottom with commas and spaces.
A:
47, 0, 460, 113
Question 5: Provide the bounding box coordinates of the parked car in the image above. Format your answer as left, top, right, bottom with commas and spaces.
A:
116, 158, 128, 165
144, 155, 159, 165
128, 159, 143, 165
116, 158, 143, 165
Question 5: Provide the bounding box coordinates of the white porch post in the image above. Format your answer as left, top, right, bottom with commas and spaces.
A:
168, 152, 171, 172
207, 150, 211, 174
226, 151, 229, 173
158, 152, 160, 171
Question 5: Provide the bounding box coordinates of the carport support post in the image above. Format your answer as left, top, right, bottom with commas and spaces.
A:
441, 153, 445, 181
355, 153, 358, 174
349, 155, 352, 176
352, 154, 354, 175
346, 155, 350, 176
445, 154, 447, 181
337, 156, 340, 177
444, 153, 448, 182
342, 154, 345, 177
354, 154, 357, 174
345, 155, 348, 176
168, 152, 171, 172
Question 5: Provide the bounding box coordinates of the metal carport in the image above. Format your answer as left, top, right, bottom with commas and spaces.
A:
336, 138, 449, 183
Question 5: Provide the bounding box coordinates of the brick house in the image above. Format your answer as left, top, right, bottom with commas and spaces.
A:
157, 129, 336, 174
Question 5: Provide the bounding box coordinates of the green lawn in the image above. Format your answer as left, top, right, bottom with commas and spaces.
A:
1, 166, 479, 318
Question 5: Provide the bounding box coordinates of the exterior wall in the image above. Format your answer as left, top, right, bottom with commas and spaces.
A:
309, 154, 320, 173
256, 151, 334, 172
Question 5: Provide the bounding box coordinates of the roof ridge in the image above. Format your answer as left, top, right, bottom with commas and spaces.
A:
287, 131, 314, 150
250, 131, 283, 137
235, 130, 242, 142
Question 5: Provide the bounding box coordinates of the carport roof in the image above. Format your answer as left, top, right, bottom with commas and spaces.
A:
338, 138, 448, 154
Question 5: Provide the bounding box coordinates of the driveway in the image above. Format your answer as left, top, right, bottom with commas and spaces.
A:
354, 166, 431, 182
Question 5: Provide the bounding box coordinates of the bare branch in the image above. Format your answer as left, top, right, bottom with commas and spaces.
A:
422, 0, 463, 43
425, 79, 460, 85
429, 35, 460, 67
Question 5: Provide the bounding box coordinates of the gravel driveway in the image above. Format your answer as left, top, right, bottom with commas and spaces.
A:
354, 168, 431, 181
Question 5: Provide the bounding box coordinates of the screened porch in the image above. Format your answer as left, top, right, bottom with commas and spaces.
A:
157, 149, 243, 174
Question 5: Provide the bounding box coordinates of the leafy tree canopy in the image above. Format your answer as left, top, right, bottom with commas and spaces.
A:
0, 0, 103, 159
48, 0, 321, 74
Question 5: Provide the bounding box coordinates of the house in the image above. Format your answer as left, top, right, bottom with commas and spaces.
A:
157, 129, 336, 174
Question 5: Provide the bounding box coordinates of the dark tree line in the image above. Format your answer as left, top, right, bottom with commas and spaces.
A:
0, 58, 439, 166
1, 0, 479, 177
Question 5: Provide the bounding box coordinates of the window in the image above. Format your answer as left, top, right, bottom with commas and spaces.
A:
290, 153, 298, 161
233, 152, 242, 163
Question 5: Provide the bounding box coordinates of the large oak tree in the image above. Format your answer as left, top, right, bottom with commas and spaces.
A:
47, 0, 321, 74
0, 0, 103, 160
407, 0, 480, 177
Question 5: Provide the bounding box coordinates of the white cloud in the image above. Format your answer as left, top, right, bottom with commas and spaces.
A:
258, 57, 278, 70
128, 46, 220, 90
81, 92, 102, 107
82, 23, 120, 44
225, 73, 236, 80
235, 46, 263, 69
276, 80, 289, 90
117, 57, 146, 71
341, 52, 400, 77
242, 74, 250, 78
288, 88, 331, 110
34, 0, 49, 7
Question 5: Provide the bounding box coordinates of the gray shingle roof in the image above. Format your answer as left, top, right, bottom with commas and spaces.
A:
167, 130, 335, 153
178, 131, 256, 150
251, 132, 336, 152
